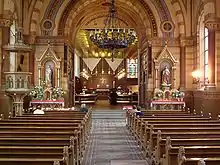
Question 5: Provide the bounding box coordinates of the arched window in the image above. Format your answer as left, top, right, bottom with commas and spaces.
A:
198, 12, 209, 86
204, 27, 209, 84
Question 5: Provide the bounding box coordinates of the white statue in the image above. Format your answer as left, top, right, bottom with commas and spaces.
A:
162, 66, 170, 85
45, 65, 53, 86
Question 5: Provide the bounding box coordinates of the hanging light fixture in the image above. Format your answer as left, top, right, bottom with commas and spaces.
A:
89, 0, 136, 62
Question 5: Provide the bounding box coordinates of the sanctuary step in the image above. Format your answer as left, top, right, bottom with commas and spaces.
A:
92, 110, 125, 119
111, 160, 148, 165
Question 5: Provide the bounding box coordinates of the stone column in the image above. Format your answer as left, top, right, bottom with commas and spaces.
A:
172, 67, 176, 89
137, 47, 141, 106
0, 28, 2, 86
57, 68, 60, 87
204, 15, 220, 89
0, 0, 13, 86
0, 1, 3, 85
38, 67, 41, 85
155, 66, 159, 88
180, 39, 186, 89
68, 49, 75, 107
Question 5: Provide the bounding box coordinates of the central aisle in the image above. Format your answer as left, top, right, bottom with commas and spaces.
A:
83, 109, 148, 165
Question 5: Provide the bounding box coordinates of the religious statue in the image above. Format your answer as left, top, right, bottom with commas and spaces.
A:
161, 66, 171, 86
45, 65, 53, 87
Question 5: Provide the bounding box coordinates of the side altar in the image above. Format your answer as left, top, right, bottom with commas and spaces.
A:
29, 43, 65, 109
29, 81, 65, 109
150, 44, 185, 110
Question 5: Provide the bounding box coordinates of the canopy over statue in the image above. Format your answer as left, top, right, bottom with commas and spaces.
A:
161, 66, 171, 86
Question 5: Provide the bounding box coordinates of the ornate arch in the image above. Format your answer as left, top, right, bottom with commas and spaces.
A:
60, 0, 158, 39
170, 0, 186, 35
30, 0, 165, 38
29, 0, 44, 34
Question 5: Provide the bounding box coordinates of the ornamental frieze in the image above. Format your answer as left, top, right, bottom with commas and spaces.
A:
180, 36, 196, 47
35, 36, 70, 45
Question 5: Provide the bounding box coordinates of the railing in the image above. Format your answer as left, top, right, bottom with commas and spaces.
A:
4, 72, 32, 93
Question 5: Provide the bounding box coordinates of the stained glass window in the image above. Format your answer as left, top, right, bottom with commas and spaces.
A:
127, 59, 138, 78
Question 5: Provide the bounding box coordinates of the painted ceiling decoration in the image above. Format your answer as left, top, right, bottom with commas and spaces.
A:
42, 0, 64, 20
35, 0, 179, 55
150, 0, 171, 21
149, 0, 174, 38
58, 0, 78, 36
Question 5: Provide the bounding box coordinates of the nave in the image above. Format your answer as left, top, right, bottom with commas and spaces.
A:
1, 105, 220, 165
83, 110, 147, 165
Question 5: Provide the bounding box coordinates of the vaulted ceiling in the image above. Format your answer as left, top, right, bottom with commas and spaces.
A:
9, 0, 190, 58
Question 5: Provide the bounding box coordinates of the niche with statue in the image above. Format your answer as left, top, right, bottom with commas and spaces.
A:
153, 45, 184, 101
30, 43, 65, 101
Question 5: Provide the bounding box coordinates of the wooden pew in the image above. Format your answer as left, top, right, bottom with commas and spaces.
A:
0, 158, 65, 165
183, 157, 220, 165
165, 146, 220, 165
134, 117, 214, 141
0, 112, 90, 165
126, 110, 193, 128
0, 127, 81, 165
153, 136, 220, 165
130, 114, 209, 133
128, 110, 220, 165
0, 146, 70, 164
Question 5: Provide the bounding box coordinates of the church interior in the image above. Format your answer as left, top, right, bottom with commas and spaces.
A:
0, 0, 220, 165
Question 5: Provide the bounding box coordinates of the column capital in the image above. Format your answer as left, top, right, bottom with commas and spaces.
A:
0, 17, 13, 27
0, 11, 14, 27
204, 14, 220, 31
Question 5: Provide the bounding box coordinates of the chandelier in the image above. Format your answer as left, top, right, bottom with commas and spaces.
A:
89, 0, 136, 60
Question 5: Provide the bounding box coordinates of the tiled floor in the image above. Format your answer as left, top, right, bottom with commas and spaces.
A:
83, 102, 147, 165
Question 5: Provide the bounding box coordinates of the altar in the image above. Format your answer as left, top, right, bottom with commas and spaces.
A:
30, 100, 65, 108
150, 100, 185, 110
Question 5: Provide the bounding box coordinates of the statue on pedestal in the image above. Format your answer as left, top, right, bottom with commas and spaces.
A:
161, 66, 171, 89
45, 65, 53, 87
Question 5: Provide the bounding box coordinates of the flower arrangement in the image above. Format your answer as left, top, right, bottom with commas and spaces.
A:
51, 87, 65, 100
153, 89, 164, 100
29, 85, 44, 100
29, 81, 65, 100
171, 89, 185, 100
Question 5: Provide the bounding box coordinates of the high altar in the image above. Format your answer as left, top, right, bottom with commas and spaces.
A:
151, 45, 185, 110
